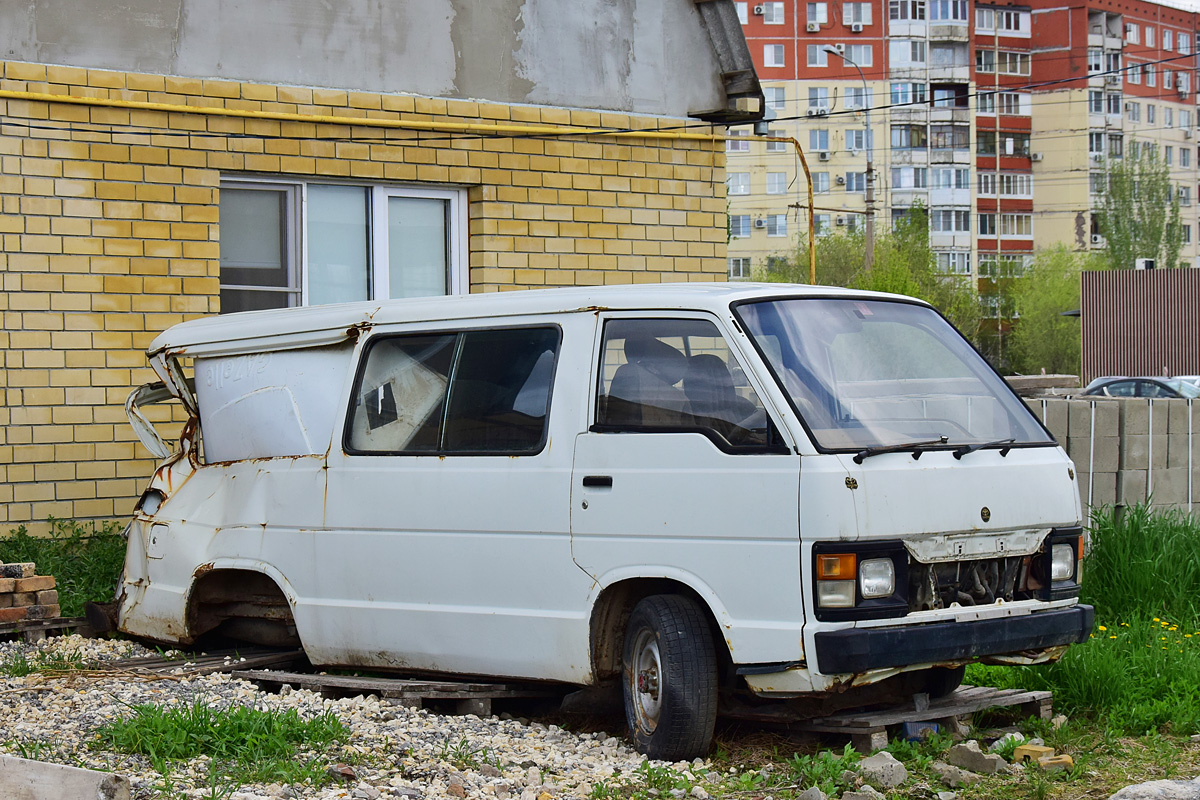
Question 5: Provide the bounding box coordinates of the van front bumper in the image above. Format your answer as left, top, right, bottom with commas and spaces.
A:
814, 604, 1094, 675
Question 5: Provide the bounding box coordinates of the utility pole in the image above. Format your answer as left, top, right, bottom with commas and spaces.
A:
823, 45, 875, 269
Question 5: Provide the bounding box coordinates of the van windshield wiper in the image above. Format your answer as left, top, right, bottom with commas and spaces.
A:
952, 438, 1016, 460
852, 436, 948, 464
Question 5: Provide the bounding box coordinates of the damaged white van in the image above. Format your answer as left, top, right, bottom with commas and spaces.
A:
117, 284, 1092, 760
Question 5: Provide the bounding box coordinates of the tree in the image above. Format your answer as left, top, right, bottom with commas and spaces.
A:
1005, 245, 1096, 376
758, 206, 981, 342
1095, 144, 1184, 270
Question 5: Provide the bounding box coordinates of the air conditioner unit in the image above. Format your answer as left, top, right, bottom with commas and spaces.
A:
1105, 75, 1120, 85
835, 215, 847, 225
851, 22, 864, 32
836, 175, 847, 184
1091, 234, 1105, 245
753, 4, 766, 15
807, 106, 830, 117
806, 21, 820, 32
1030, 152, 1044, 161
833, 43, 846, 54
1090, 153, 1103, 162
818, 150, 831, 161
1135, 257, 1156, 270
753, 217, 766, 228
1185, 130, 1194, 139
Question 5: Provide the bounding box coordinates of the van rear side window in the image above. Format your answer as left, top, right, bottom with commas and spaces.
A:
346, 326, 560, 455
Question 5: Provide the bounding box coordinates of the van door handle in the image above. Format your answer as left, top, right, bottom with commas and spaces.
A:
582, 475, 613, 488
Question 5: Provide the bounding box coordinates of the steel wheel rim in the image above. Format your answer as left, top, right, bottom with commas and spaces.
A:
630, 628, 662, 734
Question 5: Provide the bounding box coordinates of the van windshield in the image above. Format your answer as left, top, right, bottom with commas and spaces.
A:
735, 297, 1053, 451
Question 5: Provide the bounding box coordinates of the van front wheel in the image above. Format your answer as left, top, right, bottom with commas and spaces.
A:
622, 594, 717, 760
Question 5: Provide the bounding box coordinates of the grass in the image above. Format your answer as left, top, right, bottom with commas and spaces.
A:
0, 517, 126, 617
967, 503, 1200, 735
0, 646, 90, 677
93, 701, 349, 787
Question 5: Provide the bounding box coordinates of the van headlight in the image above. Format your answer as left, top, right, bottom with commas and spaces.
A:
859, 558, 896, 598
1050, 544, 1075, 581
813, 544, 908, 621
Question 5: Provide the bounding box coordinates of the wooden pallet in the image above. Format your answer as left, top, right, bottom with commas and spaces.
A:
801, 685, 1052, 753
0, 616, 91, 643
99, 647, 305, 677
232, 668, 560, 716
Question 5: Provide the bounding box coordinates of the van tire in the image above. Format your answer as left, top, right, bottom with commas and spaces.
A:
621, 594, 717, 761
923, 665, 966, 699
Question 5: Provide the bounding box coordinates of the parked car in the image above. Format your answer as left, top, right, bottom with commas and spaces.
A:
1081, 376, 1200, 399
1176, 375, 1200, 390
115, 284, 1092, 760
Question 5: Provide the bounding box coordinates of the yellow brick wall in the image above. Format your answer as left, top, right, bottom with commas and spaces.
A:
0, 61, 730, 532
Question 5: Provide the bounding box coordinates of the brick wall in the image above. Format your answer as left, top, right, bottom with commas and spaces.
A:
0, 61, 729, 531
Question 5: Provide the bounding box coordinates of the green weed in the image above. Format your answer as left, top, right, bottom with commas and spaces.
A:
784, 742, 859, 796
0, 518, 126, 617
0, 647, 89, 677
93, 701, 348, 787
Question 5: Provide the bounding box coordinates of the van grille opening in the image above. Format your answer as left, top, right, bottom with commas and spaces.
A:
908, 556, 1041, 612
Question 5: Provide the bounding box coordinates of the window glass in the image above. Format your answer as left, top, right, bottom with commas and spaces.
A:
596, 318, 772, 448
309, 185, 370, 305
387, 196, 449, 298
348, 327, 559, 454
219, 186, 296, 313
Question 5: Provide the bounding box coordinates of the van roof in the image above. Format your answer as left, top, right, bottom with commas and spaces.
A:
148, 282, 922, 358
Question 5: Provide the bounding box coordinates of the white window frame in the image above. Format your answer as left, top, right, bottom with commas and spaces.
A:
220, 177, 468, 310
764, 86, 786, 111
727, 172, 751, 195
843, 2, 873, 25
766, 172, 789, 194
765, 44, 787, 67
728, 256, 751, 279
766, 214, 788, 237
762, 1, 786, 23
807, 2, 829, 23
807, 45, 828, 67
735, 2, 749, 24
846, 44, 873, 66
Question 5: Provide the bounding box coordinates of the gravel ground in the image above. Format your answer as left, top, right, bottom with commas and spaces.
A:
0, 634, 694, 800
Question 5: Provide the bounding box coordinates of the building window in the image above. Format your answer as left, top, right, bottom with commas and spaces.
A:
729, 214, 752, 238
891, 82, 928, 105
1128, 63, 1141, 84
998, 51, 1031, 75
845, 128, 872, 152
809, 129, 830, 150
762, 1, 785, 23
766, 130, 788, 152
1184, 225, 1193, 244
891, 124, 928, 150
998, 92, 1030, 115
1106, 93, 1121, 115
806, 45, 828, 67
936, 251, 971, 274
727, 173, 751, 195
1087, 49, 1102, 74
766, 172, 789, 194
979, 131, 1031, 157
735, 2, 749, 24
1000, 213, 1033, 237
726, 131, 750, 152
891, 166, 928, 188
809, 86, 830, 109
889, 0, 925, 20
978, 213, 996, 236
845, 172, 867, 192
765, 86, 786, 111
765, 45, 787, 67
1180, 109, 1191, 128
845, 86, 872, 110
978, 173, 995, 196
1088, 132, 1104, 154
1125, 22, 1139, 45
1182, 148, 1191, 168
1127, 101, 1140, 122
890, 40, 926, 64
813, 172, 831, 193
976, 50, 994, 73
931, 209, 970, 232
932, 167, 970, 189
933, 85, 969, 108
1166, 146, 1174, 166
729, 257, 752, 279
1108, 134, 1124, 158
766, 214, 788, 237
999, 173, 1033, 196
844, 3, 873, 24
219, 179, 464, 314
1089, 172, 1106, 195
928, 0, 968, 21
930, 124, 969, 150
814, 213, 832, 235
1147, 104, 1156, 124
807, 2, 829, 23
1088, 90, 1103, 114
1146, 27, 1155, 48
930, 43, 968, 67
846, 44, 873, 66
1179, 32, 1190, 54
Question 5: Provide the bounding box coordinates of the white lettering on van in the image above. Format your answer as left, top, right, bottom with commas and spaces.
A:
205, 353, 272, 390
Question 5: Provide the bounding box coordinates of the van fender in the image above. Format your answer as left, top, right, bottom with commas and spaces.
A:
187, 557, 307, 640
585, 565, 738, 657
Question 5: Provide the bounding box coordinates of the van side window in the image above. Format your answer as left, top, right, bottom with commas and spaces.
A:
596, 319, 775, 449
347, 327, 559, 454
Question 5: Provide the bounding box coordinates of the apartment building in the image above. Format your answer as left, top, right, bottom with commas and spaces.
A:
731, 0, 1200, 293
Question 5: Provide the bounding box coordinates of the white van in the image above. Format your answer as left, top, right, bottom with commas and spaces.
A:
118, 283, 1093, 760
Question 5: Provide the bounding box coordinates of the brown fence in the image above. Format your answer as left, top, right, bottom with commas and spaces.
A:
1081, 269, 1200, 384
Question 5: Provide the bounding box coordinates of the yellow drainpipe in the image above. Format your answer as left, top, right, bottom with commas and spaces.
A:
0, 88, 818, 284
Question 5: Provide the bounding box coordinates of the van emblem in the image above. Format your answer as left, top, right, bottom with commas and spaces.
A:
845, 477, 858, 490
980, 506, 991, 522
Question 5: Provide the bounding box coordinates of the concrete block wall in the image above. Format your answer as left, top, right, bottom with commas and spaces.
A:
0, 60, 729, 531
1026, 397, 1198, 516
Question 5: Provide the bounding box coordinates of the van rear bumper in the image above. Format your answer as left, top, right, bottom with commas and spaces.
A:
813, 604, 1094, 675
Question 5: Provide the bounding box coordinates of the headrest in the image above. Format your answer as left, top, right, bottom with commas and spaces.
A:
623, 336, 688, 385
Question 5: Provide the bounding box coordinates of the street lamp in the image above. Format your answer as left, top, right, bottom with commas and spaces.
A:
822, 45, 875, 270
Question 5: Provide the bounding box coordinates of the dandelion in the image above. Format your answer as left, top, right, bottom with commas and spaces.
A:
1098, 625, 1108, 632
1110, 635, 1117, 639
1154, 617, 1161, 622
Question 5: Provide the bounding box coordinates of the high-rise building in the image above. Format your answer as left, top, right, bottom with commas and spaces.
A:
729, 0, 1200, 298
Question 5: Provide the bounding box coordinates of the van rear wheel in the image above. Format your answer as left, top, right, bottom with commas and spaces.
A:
923, 665, 966, 699
621, 594, 717, 761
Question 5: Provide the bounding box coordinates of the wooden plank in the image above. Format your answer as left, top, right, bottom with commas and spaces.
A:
233, 669, 559, 703
101, 648, 304, 676
803, 686, 1052, 732
0, 616, 89, 640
